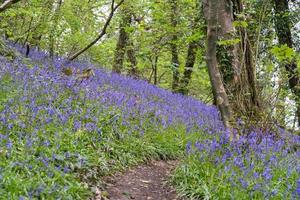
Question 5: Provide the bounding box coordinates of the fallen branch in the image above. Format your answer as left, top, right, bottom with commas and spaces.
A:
0, 0, 21, 12
67, 0, 125, 62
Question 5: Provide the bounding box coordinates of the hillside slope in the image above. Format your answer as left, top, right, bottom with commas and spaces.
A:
0, 44, 299, 199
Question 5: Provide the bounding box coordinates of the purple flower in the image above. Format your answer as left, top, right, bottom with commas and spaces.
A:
234, 157, 244, 168
6, 140, 13, 149
85, 122, 96, 132
73, 120, 81, 131
239, 178, 248, 189
253, 183, 262, 191
262, 167, 272, 181
186, 141, 192, 154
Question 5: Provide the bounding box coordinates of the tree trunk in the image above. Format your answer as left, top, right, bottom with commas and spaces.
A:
148, 55, 158, 85
112, 16, 128, 73
205, 0, 260, 120
204, 0, 232, 128
169, 0, 180, 92
274, 0, 300, 126
49, 0, 63, 58
178, 41, 197, 95
232, 0, 260, 114
214, 0, 241, 112
127, 39, 138, 78
112, 10, 130, 73
178, 1, 201, 95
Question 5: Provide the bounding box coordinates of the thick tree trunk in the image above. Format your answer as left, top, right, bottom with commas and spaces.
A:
274, 0, 300, 126
169, 0, 180, 92
214, 0, 241, 108
204, 0, 232, 128
233, 0, 260, 113
205, 0, 260, 120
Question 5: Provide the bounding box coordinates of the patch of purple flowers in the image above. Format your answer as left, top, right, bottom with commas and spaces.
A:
0, 42, 299, 199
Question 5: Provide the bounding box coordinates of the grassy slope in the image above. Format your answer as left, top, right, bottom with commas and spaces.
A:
1, 44, 299, 200
0, 47, 202, 199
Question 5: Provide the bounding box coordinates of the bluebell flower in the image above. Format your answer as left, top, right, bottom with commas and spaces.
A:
239, 178, 248, 189
6, 140, 13, 149
186, 141, 192, 154
262, 167, 272, 181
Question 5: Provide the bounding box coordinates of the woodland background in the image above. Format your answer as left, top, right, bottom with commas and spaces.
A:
1, 0, 299, 131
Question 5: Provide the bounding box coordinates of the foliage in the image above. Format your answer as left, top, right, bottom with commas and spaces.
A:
271, 44, 296, 63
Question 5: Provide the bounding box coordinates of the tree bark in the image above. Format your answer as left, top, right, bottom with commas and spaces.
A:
169, 0, 180, 92
274, 0, 300, 126
204, 0, 232, 128
127, 39, 138, 77
215, 0, 240, 97
49, 0, 63, 58
233, 0, 260, 113
112, 7, 130, 73
178, 41, 197, 95
178, 1, 201, 95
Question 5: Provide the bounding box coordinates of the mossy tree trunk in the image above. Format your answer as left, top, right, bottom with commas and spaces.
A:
274, 0, 300, 127
203, 0, 232, 129
112, 5, 133, 74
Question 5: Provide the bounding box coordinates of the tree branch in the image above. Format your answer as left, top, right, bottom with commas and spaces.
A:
67, 0, 125, 62
0, 0, 21, 12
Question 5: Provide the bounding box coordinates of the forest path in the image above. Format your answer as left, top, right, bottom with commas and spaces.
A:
95, 160, 182, 200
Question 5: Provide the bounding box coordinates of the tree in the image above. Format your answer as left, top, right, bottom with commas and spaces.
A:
67, 0, 124, 62
233, 0, 260, 111
169, 0, 180, 92
49, 0, 63, 58
112, 5, 131, 73
273, 0, 300, 126
0, 0, 21, 57
203, 0, 232, 128
178, 1, 202, 95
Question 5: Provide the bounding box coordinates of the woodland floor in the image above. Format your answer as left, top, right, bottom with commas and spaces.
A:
95, 160, 182, 200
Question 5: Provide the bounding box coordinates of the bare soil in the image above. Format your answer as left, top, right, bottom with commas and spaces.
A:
96, 160, 182, 200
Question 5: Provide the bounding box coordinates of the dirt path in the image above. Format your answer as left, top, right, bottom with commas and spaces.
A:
96, 160, 182, 200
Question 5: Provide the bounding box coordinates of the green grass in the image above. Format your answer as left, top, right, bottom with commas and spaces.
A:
1, 116, 193, 199
1, 71, 198, 199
